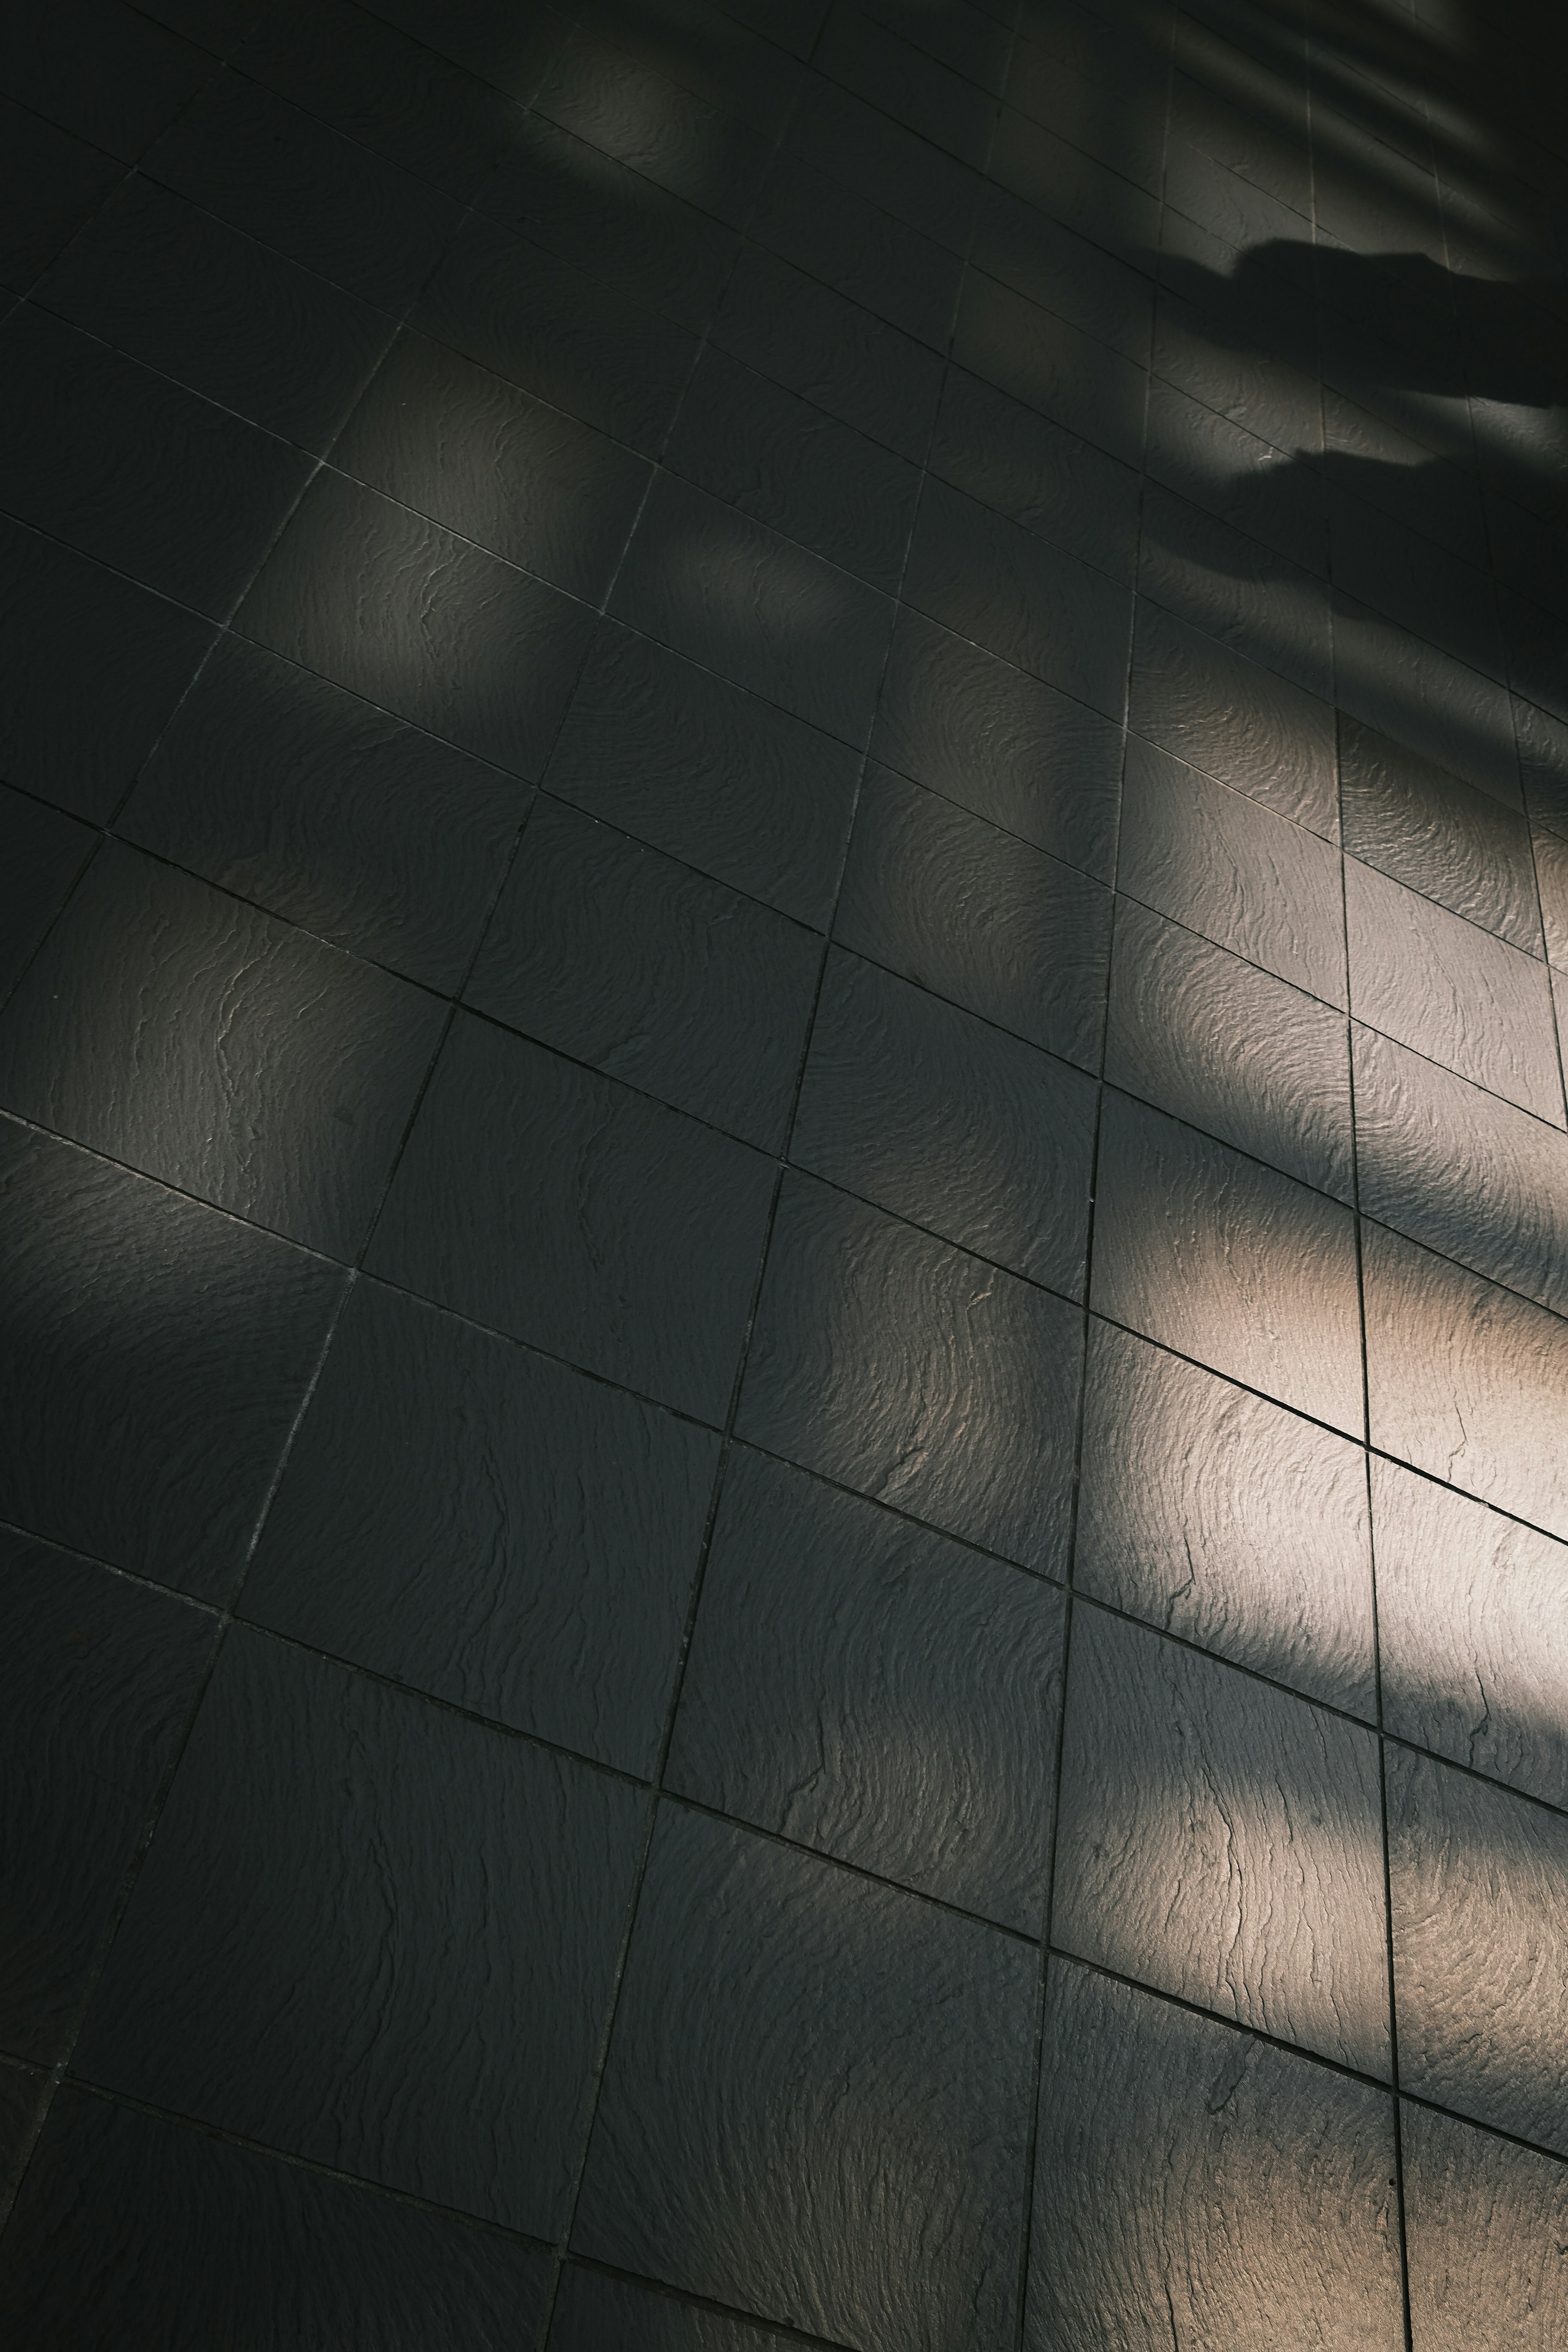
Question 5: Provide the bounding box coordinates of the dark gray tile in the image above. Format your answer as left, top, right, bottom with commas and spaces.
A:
0, 1118, 344, 1599
1009, 24, 1169, 187
966, 182, 1154, 363
1363, 1221, 1568, 1545
1117, 737, 1346, 1005
862, 0, 1013, 97
0, 100, 126, 294
665, 347, 920, 597
1373, 1456, 1568, 1812
737, 1171, 1080, 1571
952, 267, 1147, 468
331, 330, 650, 604
477, 110, 739, 335
1333, 590, 1521, 811
668, 1446, 1066, 1930
74, 1630, 644, 2230
0, 305, 312, 621
0, 2092, 553, 2345
927, 365, 1142, 582
143, 69, 464, 310
1403, 2102, 1568, 2352
414, 211, 699, 458
1388, 1743, 1568, 2156
1324, 390, 1488, 570
747, 151, 964, 350
782, 76, 983, 254
711, 246, 944, 464
1076, 1319, 1375, 1712
1138, 481, 1332, 698
1345, 858, 1562, 1125
1152, 285, 1324, 460
1054, 1610, 1390, 2072
0, 2062, 42, 2194
535, 13, 795, 169
610, 472, 896, 747
989, 105, 1160, 267
1107, 896, 1353, 1196
0, 843, 446, 1257
833, 766, 1114, 1068
0, 1532, 214, 2064
815, 6, 1000, 166
366, 1014, 774, 1420
0, 0, 211, 162
33, 176, 396, 454
1091, 1091, 1363, 1433
0, 788, 94, 1005
791, 948, 1096, 1294
1128, 599, 1339, 840
465, 799, 820, 1149
573, 1804, 1035, 2350
235, 468, 597, 779
244, 1279, 717, 1775
1145, 375, 1328, 574
1028, 1963, 1403, 2352
1353, 1024, 1568, 1318
543, 622, 860, 927
871, 608, 1121, 880
0, 517, 214, 824
1164, 134, 1312, 255
120, 634, 529, 993
1339, 715, 1542, 956
1167, 62, 1314, 212
550, 2268, 797, 2352
1331, 486, 1506, 686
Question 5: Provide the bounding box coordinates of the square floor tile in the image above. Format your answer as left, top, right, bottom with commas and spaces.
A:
0, 99, 123, 291
0, 1531, 214, 2064
0, 1119, 343, 1599
1339, 715, 1541, 955
833, 766, 1113, 1069
1053, 1609, 1390, 2073
1403, 2101, 1568, 2352
1076, 1319, 1375, 1712
366, 1014, 774, 1420
739, 1169, 1080, 1568
791, 947, 1095, 1294
1332, 590, 1521, 811
1145, 374, 1327, 575
667, 1446, 1066, 1930
0, 788, 94, 1004
1139, 481, 1333, 699
1027, 1962, 1403, 2352
74, 1629, 645, 2230
573, 1803, 1036, 2351
549, 2267, 794, 2349
244, 1278, 717, 1775
1091, 1091, 1363, 1433
0, 843, 447, 1257
967, 180, 1154, 363
1129, 597, 1339, 840
1, 0, 211, 162
952, 269, 1147, 468
928, 365, 1142, 583
748, 151, 964, 350
1388, 1742, 1568, 2155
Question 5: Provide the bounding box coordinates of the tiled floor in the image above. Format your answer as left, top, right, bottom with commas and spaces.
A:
3, 0, 1568, 2341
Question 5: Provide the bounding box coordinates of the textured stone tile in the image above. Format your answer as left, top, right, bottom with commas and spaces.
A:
967, 179, 1154, 361
0, 1532, 214, 2064
871, 609, 1122, 881
0, 844, 447, 1258
1536, 823, 1568, 969
0, 788, 94, 1004
573, 1804, 1036, 2352
1353, 1025, 1568, 1316
366, 1015, 775, 1422
1145, 374, 1328, 574
820, 8, 1000, 166
1128, 597, 1339, 840
244, 1279, 718, 1775
0, 2091, 552, 2342
545, 621, 861, 928
833, 766, 1113, 1069
1139, 482, 1333, 698
1091, 1091, 1363, 1434
712, 245, 944, 463
467, 799, 820, 1151
1152, 284, 1323, 459
74, 1629, 645, 2232
951, 267, 1146, 469
1339, 715, 1542, 954
667, 1446, 1066, 1931
1332, 487, 1506, 686
1388, 1742, 1568, 2155
792, 949, 1096, 1294
748, 151, 964, 350
737, 1172, 1080, 1572
1054, 1610, 1390, 2073
1403, 2101, 1568, 2352
1028, 1963, 1403, 2352
928, 363, 1142, 582
1364, 1218, 1568, 1543
1332, 590, 1521, 809
0, 1119, 344, 1600
1374, 1457, 1568, 1811
0, 2061, 41, 2193
0, 0, 211, 163
1107, 897, 1353, 1196
1117, 736, 1346, 1005
1077, 1320, 1375, 1713
0, 100, 123, 292
550, 2268, 798, 2351
1345, 857, 1563, 1125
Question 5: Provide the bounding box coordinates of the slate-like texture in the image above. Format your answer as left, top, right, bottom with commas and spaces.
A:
0, 786, 94, 1003
243, 1278, 717, 1775
1388, 1742, 1568, 2154
737, 1171, 1081, 1571
74, 1629, 646, 2233
573, 1804, 1036, 2352
1029, 1962, 1404, 2352
549, 2268, 799, 2351
1339, 715, 1544, 954
1076, 1319, 1376, 1712
1402, 2101, 1568, 2352
1054, 1608, 1390, 2074
667, 1446, 1066, 1930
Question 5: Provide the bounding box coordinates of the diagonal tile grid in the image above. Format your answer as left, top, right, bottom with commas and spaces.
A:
2, 0, 1567, 2340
